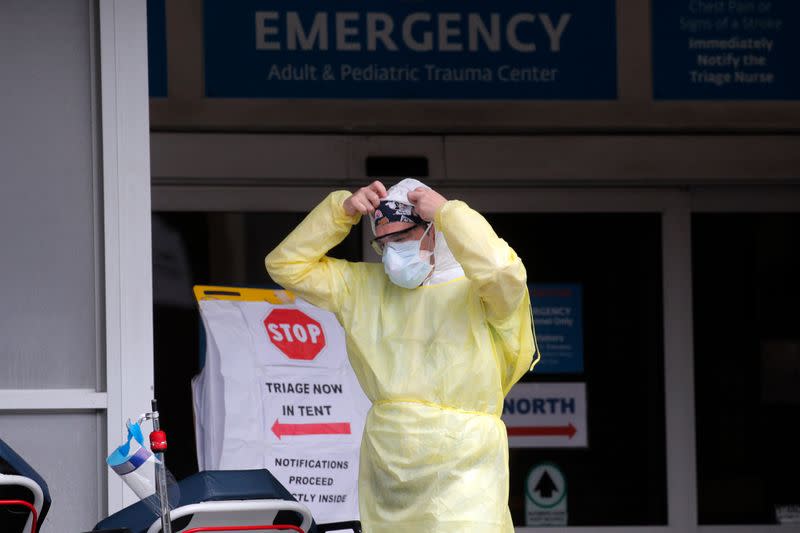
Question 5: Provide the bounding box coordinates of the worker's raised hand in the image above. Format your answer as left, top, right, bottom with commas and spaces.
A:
343, 181, 387, 216
407, 187, 447, 222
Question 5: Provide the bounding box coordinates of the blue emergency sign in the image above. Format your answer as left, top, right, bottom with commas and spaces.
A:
653, 0, 800, 99
203, 0, 618, 99
530, 283, 584, 374
147, 0, 167, 97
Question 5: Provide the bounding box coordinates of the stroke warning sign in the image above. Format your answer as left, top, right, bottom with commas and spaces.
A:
653, 0, 800, 99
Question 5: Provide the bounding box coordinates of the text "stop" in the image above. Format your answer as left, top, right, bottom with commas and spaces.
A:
266, 322, 322, 344
264, 308, 327, 361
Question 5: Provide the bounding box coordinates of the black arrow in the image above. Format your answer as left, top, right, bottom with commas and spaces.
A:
535, 471, 559, 499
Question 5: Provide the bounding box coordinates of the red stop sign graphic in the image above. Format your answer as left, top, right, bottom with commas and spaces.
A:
264, 309, 326, 360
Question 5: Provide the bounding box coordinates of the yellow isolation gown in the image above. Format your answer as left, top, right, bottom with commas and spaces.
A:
266, 190, 538, 533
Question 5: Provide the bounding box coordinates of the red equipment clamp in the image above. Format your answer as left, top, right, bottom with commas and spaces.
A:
150, 429, 168, 453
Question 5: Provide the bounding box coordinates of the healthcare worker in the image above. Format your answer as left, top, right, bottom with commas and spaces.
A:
266, 178, 538, 533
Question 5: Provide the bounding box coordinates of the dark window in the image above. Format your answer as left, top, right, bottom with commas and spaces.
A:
693, 213, 800, 525
485, 213, 667, 526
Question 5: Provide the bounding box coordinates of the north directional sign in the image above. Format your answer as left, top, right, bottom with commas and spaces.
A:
502, 382, 587, 448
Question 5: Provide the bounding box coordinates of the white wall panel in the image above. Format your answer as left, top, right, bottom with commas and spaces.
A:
0, 412, 103, 532
0, 1, 99, 388
0, 0, 154, 525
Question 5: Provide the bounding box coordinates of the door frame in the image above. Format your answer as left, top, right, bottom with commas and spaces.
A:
151, 133, 800, 533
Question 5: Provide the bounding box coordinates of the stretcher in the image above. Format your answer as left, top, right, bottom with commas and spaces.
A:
90, 469, 361, 533
91, 400, 360, 533
0, 438, 51, 533
2, 419, 360, 533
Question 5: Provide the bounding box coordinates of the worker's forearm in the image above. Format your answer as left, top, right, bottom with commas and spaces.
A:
435, 200, 527, 319
265, 190, 360, 291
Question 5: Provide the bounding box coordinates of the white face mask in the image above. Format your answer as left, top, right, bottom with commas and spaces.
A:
382, 224, 433, 289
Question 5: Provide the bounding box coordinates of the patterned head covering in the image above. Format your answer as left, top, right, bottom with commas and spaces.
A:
370, 178, 429, 235
373, 200, 426, 229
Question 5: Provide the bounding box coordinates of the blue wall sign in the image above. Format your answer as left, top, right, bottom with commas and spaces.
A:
530, 284, 584, 374
147, 0, 168, 98
203, 0, 618, 99
653, 0, 800, 99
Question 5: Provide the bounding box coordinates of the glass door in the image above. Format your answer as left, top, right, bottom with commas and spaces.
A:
485, 212, 667, 527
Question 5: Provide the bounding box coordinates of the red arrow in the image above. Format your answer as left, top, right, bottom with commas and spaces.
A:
506, 423, 577, 439
272, 419, 351, 440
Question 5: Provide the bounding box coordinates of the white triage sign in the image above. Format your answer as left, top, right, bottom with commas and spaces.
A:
502, 382, 587, 448
269, 448, 360, 515
192, 286, 371, 523
261, 366, 367, 448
